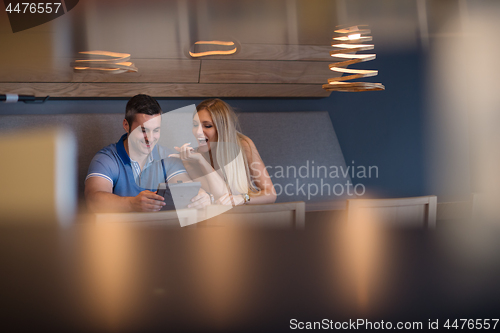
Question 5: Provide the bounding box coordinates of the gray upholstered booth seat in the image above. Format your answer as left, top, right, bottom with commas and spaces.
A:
238, 112, 351, 209
0, 111, 351, 210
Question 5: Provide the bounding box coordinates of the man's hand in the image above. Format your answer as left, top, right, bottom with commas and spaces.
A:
187, 189, 211, 209
130, 190, 166, 212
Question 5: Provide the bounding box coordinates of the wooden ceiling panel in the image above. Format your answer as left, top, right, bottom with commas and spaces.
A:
200, 60, 336, 84
0, 83, 330, 98
0, 59, 200, 83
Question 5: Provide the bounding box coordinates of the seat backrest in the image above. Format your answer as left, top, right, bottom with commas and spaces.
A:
94, 208, 198, 227
346, 196, 437, 228
94, 202, 305, 228
199, 202, 306, 228
238, 112, 351, 207
0, 111, 350, 209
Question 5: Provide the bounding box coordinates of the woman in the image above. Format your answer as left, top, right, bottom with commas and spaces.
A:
169, 99, 276, 205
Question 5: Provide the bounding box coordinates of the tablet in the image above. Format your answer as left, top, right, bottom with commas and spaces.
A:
161, 182, 201, 210
157, 183, 175, 211
157, 183, 168, 198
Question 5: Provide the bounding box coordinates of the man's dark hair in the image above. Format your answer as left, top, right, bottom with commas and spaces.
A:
125, 94, 162, 128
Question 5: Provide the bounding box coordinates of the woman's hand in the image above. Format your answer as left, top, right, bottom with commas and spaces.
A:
215, 193, 245, 206
187, 188, 212, 209
168, 143, 204, 163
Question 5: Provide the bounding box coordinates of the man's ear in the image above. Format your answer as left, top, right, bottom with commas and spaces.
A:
123, 119, 129, 133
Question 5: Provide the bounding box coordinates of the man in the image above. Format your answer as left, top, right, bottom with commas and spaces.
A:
85, 94, 210, 212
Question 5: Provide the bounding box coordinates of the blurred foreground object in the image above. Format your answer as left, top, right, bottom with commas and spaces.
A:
347, 195, 437, 228
323, 25, 384, 92
0, 127, 76, 226
1, 222, 500, 332
426, 2, 500, 220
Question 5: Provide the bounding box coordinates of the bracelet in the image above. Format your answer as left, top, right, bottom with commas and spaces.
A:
206, 191, 215, 204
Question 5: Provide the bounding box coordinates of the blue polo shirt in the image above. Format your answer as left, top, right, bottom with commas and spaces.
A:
86, 134, 186, 197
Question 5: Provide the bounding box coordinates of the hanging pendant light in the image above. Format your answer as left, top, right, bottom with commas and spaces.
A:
71, 51, 138, 74
189, 40, 238, 58
323, 26, 384, 92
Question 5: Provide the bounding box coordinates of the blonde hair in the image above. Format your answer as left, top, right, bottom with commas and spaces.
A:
196, 99, 258, 194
